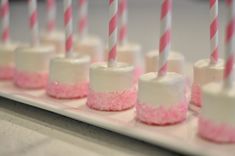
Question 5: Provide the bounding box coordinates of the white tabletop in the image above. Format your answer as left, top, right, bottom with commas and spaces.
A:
0, 0, 227, 155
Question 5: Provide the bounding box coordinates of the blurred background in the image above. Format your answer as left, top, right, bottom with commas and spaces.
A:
9, 0, 227, 63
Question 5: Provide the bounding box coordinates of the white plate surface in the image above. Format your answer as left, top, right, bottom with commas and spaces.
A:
0, 81, 235, 156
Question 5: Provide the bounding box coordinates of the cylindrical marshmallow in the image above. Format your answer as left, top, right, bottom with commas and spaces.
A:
145, 50, 184, 74
40, 30, 64, 53
76, 36, 103, 62
87, 62, 136, 111
14, 45, 55, 88
46, 55, 90, 98
136, 72, 188, 125
198, 82, 235, 143
0, 43, 18, 79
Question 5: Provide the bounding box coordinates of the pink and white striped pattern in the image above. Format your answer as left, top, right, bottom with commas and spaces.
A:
28, 0, 39, 46
78, 0, 88, 41
158, 0, 172, 77
119, 0, 127, 45
47, 0, 56, 32
210, 0, 219, 64
1, 0, 9, 43
224, 0, 235, 89
108, 0, 118, 67
64, 0, 74, 57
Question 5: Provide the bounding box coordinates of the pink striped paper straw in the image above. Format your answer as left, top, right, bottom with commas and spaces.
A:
108, 0, 118, 67
1, 0, 9, 43
224, 0, 235, 89
209, 0, 219, 64
28, 0, 39, 46
78, 0, 88, 41
158, 0, 172, 77
47, 0, 56, 32
64, 0, 74, 58
119, 0, 127, 45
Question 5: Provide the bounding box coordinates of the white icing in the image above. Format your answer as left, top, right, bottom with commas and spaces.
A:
90, 62, 134, 92
145, 50, 185, 74
49, 55, 90, 85
201, 82, 235, 126
138, 72, 185, 106
15, 45, 55, 73
75, 36, 103, 62
40, 30, 64, 53
0, 43, 17, 67
193, 58, 224, 85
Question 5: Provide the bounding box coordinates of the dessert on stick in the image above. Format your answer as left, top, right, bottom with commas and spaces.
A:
198, 0, 235, 143
75, 0, 103, 62
46, 0, 90, 99
191, 0, 224, 107
116, 0, 142, 80
40, 0, 64, 53
0, 0, 18, 80
136, 0, 188, 125
14, 0, 55, 89
86, 0, 136, 111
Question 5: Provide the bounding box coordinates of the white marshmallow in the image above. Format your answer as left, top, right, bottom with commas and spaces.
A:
90, 62, 134, 92
193, 59, 224, 85
145, 50, 184, 74
49, 55, 90, 85
76, 36, 103, 62
0, 43, 17, 67
138, 72, 185, 106
201, 83, 235, 126
40, 31, 64, 53
15, 45, 55, 73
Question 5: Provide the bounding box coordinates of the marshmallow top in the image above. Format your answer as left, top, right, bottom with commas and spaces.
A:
201, 82, 235, 126
15, 45, 55, 73
116, 42, 141, 65
193, 58, 224, 85
90, 62, 134, 92
0, 43, 18, 66
138, 72, 185, 106
40, 30, 64, 41
49, 55, 90, 85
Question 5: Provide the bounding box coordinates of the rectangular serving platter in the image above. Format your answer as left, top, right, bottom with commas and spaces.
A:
0, 80, 234, 156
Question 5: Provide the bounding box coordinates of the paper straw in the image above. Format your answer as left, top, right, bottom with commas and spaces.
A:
64, 0, 74, 58
158, 0, 172, 77
47, 0, 56, 32
224, 0, 235, 89
119, 0, 127, 45
209, 0, 219, 64
1, 0, 9, 43
78, 0, 88, 41
28, 0, 39, 46
108, 0, 118, 67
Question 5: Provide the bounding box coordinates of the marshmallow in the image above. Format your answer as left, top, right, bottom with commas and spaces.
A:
198, 83, 235, 143
87, 62, 136, 111
136, 72, 188, 125
75, 36, 103, 62
14, 45, 55, 89
145, 50, 184, 74
40, 31, 64, 53
46, 55, 90, 99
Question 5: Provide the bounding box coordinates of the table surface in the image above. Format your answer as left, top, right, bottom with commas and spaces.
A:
0, 0, 227, 156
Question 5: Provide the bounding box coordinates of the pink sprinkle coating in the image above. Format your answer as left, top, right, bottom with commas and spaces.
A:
14, 70, 47, 89
191, 83, 202, 107
198, 116, 235, 143
136, 99, 188, 125
0, 66, 14, 80
86, 85, 137, 111
46, 81, 88, 99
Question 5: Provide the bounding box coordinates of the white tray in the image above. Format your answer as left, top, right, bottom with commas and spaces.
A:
0, 81, 234, 156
